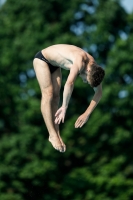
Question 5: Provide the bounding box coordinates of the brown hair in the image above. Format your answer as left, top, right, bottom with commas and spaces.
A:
89, 63, 105, 87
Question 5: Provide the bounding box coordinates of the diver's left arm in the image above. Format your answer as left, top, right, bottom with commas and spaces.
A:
75, 84, 102, 128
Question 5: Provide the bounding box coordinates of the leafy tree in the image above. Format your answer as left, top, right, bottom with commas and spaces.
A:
0, 0, 133, 200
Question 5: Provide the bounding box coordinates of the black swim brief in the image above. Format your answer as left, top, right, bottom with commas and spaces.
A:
34, 51, 59, 74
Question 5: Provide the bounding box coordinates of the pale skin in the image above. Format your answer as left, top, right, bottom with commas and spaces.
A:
33, 44, 103, 152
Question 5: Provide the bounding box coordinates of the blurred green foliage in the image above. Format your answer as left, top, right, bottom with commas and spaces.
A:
0, 0, 133, 199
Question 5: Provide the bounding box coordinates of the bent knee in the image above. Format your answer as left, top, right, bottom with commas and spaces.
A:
53, 92, 60, 102
42, 87, 54, 99
53, 86, 60, 98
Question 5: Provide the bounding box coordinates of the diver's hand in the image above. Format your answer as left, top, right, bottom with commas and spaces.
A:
75, 113, 89, 128
55, 106, 67, 124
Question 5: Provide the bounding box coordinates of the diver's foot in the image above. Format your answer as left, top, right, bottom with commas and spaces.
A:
48, 135, 65, 152
58, 134, 66, 152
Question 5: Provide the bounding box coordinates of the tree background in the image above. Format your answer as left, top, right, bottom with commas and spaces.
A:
0, 0, 133, 199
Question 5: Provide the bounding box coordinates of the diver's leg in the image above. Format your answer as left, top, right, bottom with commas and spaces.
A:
51, 68, 66, 152
33, 58, 63, 152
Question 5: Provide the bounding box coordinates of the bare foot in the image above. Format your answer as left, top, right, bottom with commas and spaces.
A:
57, 133, 66, 152
49, 135, 65, 152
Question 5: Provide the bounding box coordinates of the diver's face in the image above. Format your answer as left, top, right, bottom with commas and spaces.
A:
79, 70, 90, 84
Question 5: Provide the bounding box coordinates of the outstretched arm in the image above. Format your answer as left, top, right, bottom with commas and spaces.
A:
54, 82, 74, 124
55, 66, 79, 124
75, 83, 103, 128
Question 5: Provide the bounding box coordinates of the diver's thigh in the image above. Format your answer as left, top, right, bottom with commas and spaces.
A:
33, 58, 52, 90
